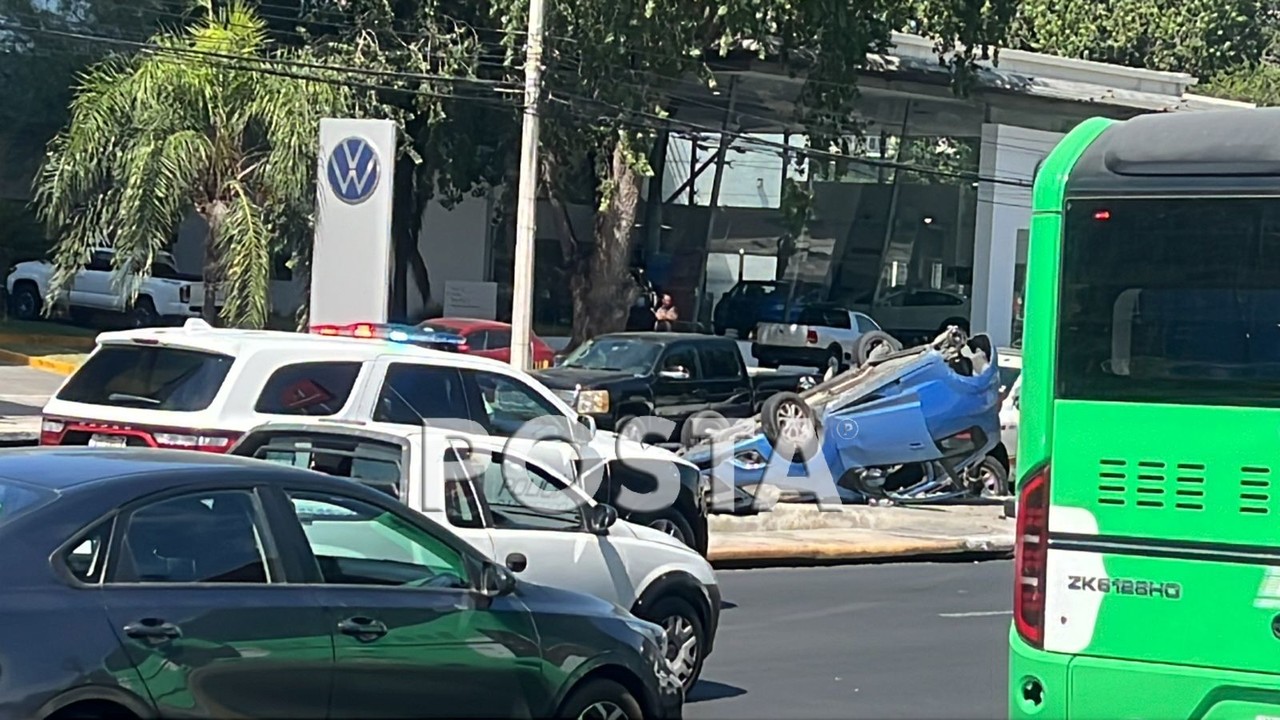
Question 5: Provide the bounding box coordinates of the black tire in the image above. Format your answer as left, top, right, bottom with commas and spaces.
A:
129, 296, 158, 328
823, 344, 845, 373
9, 282, 41, 321
557, 679, 644, 720
638, 595, 707, 692
967, 454, 1011, 498
680, 410, 730, 447
855, 331, 902, 365
635, 507, 698, 551
760, 391, 820, 461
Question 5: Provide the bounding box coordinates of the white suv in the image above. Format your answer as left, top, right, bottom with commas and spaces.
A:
40, 319, 710, 552
231, 421, 721, 691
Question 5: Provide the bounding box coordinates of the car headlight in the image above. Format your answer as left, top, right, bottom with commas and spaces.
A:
576, 390, 610, 414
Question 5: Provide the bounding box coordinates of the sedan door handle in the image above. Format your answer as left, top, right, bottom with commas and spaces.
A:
123, 618, 182, 641
337, 616, 389, 642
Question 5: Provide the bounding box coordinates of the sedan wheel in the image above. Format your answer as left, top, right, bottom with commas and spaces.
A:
642, 596, 707, 691
578, 701, 630, 720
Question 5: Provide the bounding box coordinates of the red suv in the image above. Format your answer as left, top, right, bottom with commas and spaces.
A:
421, 317, 556, 368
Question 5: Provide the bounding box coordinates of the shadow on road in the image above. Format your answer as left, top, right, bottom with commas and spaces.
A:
687, 680, 747, 704
719, 600, 738, 611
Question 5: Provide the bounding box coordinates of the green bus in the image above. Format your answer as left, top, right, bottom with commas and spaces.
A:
1010, 108, 1280, 719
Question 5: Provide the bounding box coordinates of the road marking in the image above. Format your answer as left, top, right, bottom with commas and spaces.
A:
938, 610, 1011, 618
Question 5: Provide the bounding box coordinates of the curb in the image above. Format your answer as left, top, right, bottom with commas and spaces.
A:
0, 347, 80, 376
706, 534, 1013, 569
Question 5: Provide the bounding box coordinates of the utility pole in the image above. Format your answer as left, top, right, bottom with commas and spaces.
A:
509, 0, 547, 371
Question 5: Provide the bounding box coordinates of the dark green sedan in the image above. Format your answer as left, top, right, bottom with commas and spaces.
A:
0, 447, 683, 719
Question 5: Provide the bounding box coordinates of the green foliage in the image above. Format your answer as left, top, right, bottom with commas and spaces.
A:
1203, 59, 1280, 106
33, 0, 355, 328
1010, 0, 1272, 79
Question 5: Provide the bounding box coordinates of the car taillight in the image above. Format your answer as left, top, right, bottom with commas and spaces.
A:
179, 285, 191, 304
40, 417, 66, 445
806, 330, 818, 344
1014, 463, 1050, 649
152, 431, 240, 452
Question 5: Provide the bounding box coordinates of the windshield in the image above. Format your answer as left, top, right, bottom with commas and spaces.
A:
0, 478, 56, 525
57, 345, 234, 411
1059, 197, 1280, 407
561, 338, 662, 373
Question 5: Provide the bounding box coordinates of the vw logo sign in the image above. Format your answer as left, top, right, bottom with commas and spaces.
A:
326, 136, 380, 204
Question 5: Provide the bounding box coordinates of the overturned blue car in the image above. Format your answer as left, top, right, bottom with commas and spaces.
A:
679, 328, 1004, 509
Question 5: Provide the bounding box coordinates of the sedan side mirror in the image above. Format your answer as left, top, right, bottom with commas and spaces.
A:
585, 503, 619, 535
478, 560, 517, 597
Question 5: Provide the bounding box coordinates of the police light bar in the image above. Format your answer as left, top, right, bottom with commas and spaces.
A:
309, 322, 465, 351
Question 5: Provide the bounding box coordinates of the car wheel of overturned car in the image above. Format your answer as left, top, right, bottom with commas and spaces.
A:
854, 330, 902, 365
965, 455, 1011, 498
760, 391, 820, 461
642, 595, 707, 692
680, 410, 730, 447
559, 679, 644, 720
616, 414, 670, 444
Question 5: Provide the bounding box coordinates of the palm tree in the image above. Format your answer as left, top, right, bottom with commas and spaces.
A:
33, 0, 355, 328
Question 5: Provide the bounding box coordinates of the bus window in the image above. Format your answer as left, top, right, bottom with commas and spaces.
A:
1058, 197, 1280, 407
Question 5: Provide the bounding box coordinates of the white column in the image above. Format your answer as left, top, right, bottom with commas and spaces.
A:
971, 123, 1062, 347
311, 118, 397, 328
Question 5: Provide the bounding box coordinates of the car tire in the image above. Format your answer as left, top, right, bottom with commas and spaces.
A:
760, 391, 820, 461
680, 410, 730, 447
557, 679, 645, 720
641, 595, 707, 692
635, 507, 698, 550
129, 297, 158, 328
9, 282, 41, 321
967, 454, 1011, 498
854, 331, 901, 365
616, 414, 669, 444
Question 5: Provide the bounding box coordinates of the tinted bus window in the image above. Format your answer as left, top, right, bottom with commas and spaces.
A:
1058, 197, 1280, 407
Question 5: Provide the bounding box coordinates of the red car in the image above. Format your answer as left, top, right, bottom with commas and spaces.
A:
421, 317, 556, 368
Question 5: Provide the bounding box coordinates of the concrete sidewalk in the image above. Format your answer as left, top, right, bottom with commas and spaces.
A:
706, 504, 1013, 568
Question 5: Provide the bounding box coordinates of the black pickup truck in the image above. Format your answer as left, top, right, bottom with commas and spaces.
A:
534, 332, 815, 445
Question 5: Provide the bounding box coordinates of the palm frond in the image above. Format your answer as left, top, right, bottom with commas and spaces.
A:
217, 180, 272, 328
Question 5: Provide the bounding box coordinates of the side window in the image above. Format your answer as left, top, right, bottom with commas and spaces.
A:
443, 450, 487, 529
466, 330, 490, 351
254, 362, 362, 416
112, 491, 273, 584
62, 519, 114, 584
700, 345, 741, 380
287, 492, 468, 588
660, 345, 699, 379
467, 370, 560, 434
486, 329, 512, 350
374, 364, 473, 426
87, 251, 113, 272
855, 314, 880, 333
472, 453, 584, 531
827, 310, 852, 329
250, 436, 404, 500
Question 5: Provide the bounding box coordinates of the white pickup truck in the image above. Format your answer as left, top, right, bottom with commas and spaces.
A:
751, 303, 896, 370
5, 248, 221, 326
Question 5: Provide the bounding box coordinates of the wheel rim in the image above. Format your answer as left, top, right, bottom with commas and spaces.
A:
974, 465, 1003, 497
662, 614, 700, 687
577, 700, 629, 720
15, 292, 35, 317
776, 401, 815, 445
649, 518, 687, 544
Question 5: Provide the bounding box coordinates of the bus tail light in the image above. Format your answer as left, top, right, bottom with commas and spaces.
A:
1014, 463, 1050, 649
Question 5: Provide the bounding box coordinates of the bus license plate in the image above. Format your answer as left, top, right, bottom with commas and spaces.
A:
88, 434, 128, 448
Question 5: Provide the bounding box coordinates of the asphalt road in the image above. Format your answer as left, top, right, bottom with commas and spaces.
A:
0, 363, 66, 416
687, 560, 1012, 720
